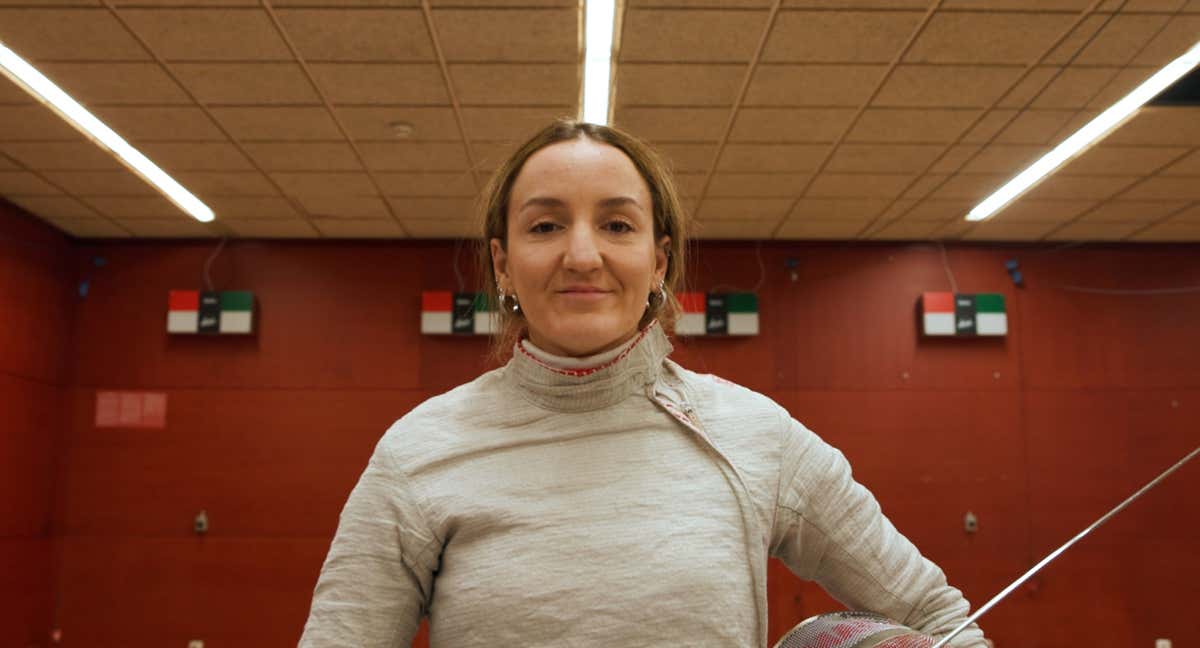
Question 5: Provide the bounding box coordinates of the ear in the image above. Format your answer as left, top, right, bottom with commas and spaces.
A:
490, 238, 509, 288
654, 235, 670, 283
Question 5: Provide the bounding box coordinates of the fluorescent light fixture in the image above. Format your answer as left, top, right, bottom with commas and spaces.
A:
0, 40, 214, 223
967, 39, 1200, 223
582, 0, 616, 125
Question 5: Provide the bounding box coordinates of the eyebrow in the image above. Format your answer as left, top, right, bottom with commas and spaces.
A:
517, 196, 645, 214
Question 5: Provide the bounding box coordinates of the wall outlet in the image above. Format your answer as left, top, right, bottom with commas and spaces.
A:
1155, 640, 1171, 648
188, 641, 204, 648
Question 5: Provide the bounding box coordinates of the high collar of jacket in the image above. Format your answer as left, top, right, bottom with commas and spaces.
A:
503, 321, 673, 413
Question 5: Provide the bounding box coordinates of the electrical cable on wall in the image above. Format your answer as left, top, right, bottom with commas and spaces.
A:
202, 237, 228, 292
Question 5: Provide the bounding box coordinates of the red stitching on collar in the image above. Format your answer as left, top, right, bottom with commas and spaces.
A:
515, 324, 655, 377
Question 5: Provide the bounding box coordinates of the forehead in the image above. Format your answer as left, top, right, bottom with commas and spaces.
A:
510, 138, 651, 206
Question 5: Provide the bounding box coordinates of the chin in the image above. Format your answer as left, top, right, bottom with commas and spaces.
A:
546, 313, 636, 355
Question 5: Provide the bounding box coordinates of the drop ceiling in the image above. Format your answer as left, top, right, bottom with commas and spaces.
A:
1, 0, 1198, 242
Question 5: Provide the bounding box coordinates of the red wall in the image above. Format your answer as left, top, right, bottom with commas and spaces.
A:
0, 200, 74, 647
23, 233, 1200, 647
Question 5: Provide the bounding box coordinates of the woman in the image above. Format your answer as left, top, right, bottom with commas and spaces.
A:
298, 120, 988, 647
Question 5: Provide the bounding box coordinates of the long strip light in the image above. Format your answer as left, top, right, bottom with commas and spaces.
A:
967, 39, 1200, 222
0, 40, 214, 223
581, 0, 616, 125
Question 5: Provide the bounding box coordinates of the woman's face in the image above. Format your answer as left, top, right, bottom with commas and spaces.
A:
491, 138, 669, 357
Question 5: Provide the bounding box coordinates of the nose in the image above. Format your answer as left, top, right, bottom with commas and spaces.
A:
562, 222, 602, 273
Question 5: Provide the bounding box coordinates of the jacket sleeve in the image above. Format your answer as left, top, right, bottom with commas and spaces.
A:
298, 437, 440, 648
769, 413, 988, 648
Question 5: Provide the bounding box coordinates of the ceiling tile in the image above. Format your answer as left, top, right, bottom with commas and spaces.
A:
120, 8, 293, 61
42, 171, 156, 196
1087, 66, 1156, 108
674, 173, 707, 197
781, 0, 927, 6
1078, 200, 1190, 222
404, 218, 476, 238
745, 64, 885, 107
626, 0, 768, 6
1121, 176, 1200, 200
1044, 14, 1109, 65
693, 219, 777, 239
388, 197, 475, 220
994, 109, 1076, 144
300, 195, 390, 219
707, 173, 805, 197
0, 106, 86, 141
459, 107, 573, 141
35, 216, 129, 239
177, 170, 279, 196
874, 65, 1024, 108
86, 195, 177, 218
276, 8, 432, 61
241, 142, 361, 171
1022, 175, 1139, 200
377, 171, 476, 196
312, 218, 406, 238
615, 107, 729, 141
1044, 221, 1142, 240
1031, 67, 1120, 109
426, 0, 572, 6
847, 108, 981, 143
996, 66, 1063, 108
1131, 15, 1200, 65
808, 173, 914, 198
92, 106, 226, 141
905, 13, 1078, 64
0, 77, 33, 104
434, 9, 577, 62
336, 106, 460, 140
309, 63, 448, 105
939, 0, 1092, 8
0, 8, 149, 61
732, 108, 856, 142
901, 174, 949, 200
827, 144, 945, 173
207, 195, 300, 219
6, 195, 98, 220
776, 217, 868, 239
622, 9, 765, 62
868, 219, 945, 240
272, 171, 378, 196
694, 198, 792, 221
2, 142, 125, 171
39, 62, 189, 105
470, 140, 521, 172
224, 219, 319, 238
960, 220, 1055, 240
1073, 14, 1171, 65
173, 63, 319, 105
1170, 203, 1200, 222
1105, 107, 1200, 146
1064, 145, 1190, 175
995, 199, 1097, 222
958, 144, 1048, 174
902, 199, 973, 221
960, 109, 1016, 143
451, 63, 577, 106
764, 11, 923, 63
135, 141, 254, 172
717, 144, 827, 173
929, 144, 982, 173
928, 173, 1006, 200
120, 218, 218, 238
618, 64, 743, 106
210, 106, 342, 140
788, 197, 888, 220
1162, 150, 1200, 175
358, 141, 470, 171
654, 142, 719, 173
1128, 219, 1200, 242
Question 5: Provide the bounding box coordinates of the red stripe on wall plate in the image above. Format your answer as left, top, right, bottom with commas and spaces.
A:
923, 292, 954, 313
422, 291, 453, 312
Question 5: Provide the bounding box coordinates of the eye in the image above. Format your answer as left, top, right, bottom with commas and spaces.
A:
529, 221, 559, 234
603, 220, 634, 234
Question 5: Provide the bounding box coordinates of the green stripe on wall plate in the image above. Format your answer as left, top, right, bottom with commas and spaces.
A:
975, 293, 1005, 313
220, 291, 253, 311
473, 292, 493, 313
726, 292, 758, 313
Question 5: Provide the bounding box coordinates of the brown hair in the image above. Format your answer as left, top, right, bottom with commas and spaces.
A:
477, 118, 688, 360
